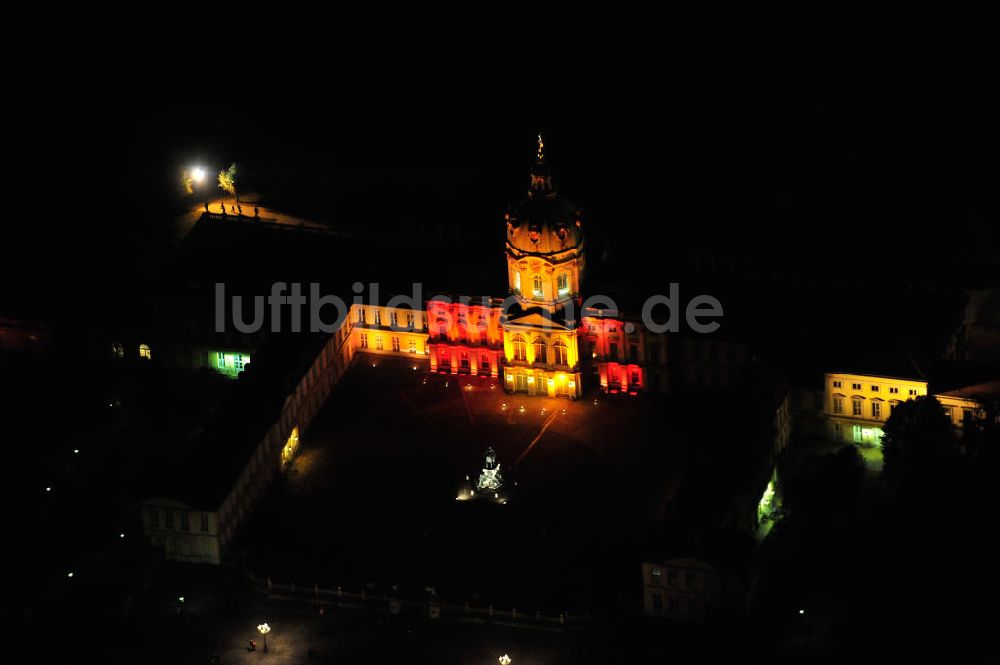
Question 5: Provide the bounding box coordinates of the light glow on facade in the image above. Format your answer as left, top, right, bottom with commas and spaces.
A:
211, 350, 250, 377
281, 426, 300, 467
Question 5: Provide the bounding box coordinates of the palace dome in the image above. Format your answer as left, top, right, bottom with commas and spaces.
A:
505, 138, 584, 256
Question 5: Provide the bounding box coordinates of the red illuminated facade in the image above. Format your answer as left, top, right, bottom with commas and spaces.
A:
581, 311, 668, 394
427, 298, 504, 377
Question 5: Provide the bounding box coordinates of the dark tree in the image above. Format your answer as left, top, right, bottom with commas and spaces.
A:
881, 395, 958, 485
963, 402, 1000, 466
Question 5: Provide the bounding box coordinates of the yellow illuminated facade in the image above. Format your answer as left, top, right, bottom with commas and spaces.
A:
824, 371, 982, 445
937, 390, 987, 429
281, 426, 300, 467
350, 304, 430, 361
499, 315, 582, 398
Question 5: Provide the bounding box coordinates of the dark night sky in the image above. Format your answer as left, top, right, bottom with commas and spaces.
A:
2, 6, 994, 318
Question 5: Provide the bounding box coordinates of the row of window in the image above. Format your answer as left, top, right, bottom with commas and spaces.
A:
831, 397, 977, 424
359, 334, 420, 353
587, 338, 656, 363
513, 271, 571, 298
507, 370, 575, 396
434, 320, 495, 344
605, 365, 641, 386
833, 396, 892, 419
582, 326, 667, 364
147, 507, 211, 533
833, 423, 884, 446
112, 342, 152, 360
356, 308, 419, 328
216, 352, 248, 373
437, 350, 492, 372
944, 406, 979, 424
510, 335, 569, 364
832, 380, 918, 397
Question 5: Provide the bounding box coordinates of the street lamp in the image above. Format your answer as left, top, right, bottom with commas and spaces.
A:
499, 655, 512, 665
189, 166, 209, 209
257, 623, 271, 653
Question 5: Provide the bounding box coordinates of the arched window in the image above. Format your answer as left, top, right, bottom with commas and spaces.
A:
512, 334, 527, 362
139, 343, 152, 360
532, 274, 544, 298
553, 340, 568, 365
513, 271, 521, 292
532, 337, 547, 364
111, 342, 124, 359
557, 273, 569, 297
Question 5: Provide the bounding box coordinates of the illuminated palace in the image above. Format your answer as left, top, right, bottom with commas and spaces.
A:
355, 135, 665, 399
138, 137, 669, 563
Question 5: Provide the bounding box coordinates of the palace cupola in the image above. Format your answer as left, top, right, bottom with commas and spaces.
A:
505, 134, 586, 310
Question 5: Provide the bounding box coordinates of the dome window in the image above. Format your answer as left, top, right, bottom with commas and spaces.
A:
557, 273, 570, 297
